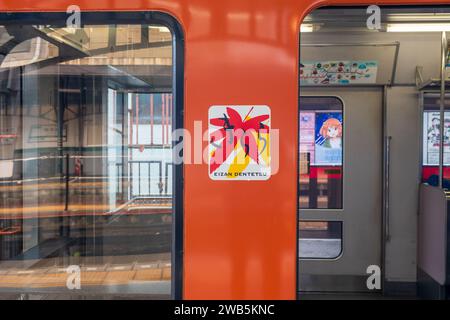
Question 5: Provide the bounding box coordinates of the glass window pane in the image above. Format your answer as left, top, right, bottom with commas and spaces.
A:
299, 97, 343, 209
299, 221, 343, 259
149, 26, 172, 43
0, 19, 175, 298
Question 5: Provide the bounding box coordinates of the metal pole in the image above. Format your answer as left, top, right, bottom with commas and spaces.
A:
439, 31, 447, 188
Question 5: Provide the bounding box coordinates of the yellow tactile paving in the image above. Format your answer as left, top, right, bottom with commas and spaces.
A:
27, 273, 69, 288
134, 269, 163, 281
0, 204, 171, 219
0, 275, 34, 288
102, 271, 137, 285
80, 271, 108, 286
162, 268, 171, 281
0, 268, 167, 288
0, 204, 111, 215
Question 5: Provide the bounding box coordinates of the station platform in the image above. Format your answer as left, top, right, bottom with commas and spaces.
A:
0, 253, 171, 290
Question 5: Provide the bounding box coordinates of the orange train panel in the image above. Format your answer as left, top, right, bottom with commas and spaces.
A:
0, 0, 440, 300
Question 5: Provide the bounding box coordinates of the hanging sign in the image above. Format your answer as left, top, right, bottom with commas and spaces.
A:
300, 60, 378, 85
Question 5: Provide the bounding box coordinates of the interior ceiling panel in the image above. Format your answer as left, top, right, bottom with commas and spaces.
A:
304, 7, 450, 30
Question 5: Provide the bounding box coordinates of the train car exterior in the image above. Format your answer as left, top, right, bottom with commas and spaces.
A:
0, 0, 448, 301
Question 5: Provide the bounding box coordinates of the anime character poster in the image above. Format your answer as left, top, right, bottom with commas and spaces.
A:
300, 61, 378, 85
423, 111, 450, 165
208, 105, 271, 181
315, 112, 343, 166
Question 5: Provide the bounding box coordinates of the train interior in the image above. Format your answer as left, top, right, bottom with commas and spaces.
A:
0, 6, 449, 299
299, 6, 450, 299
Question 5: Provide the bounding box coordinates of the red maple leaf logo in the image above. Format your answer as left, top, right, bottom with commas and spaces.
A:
209, 107, 269, 174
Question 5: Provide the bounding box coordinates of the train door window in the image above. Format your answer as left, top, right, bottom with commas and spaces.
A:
299, 97, 343, 209
299, 221, 343, 259
0, 13, 182, 299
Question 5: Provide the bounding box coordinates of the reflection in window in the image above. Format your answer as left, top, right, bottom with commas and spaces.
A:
299, 97, 343, 209
128, 93, 173, 197
0, 21, 174, 298
2, 38, 59, 68
299, 221, 342, 259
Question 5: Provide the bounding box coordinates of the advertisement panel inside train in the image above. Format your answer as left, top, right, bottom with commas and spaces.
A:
300, 111, 343, 166
423, 111, 450, 165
